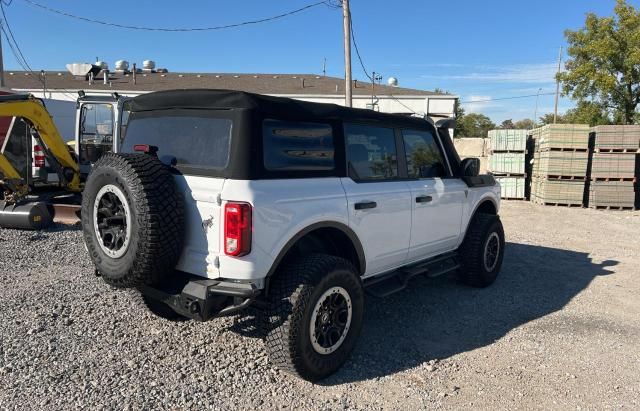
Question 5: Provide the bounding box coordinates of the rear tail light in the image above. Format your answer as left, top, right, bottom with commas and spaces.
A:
33, 145, 45, 167
224, 202, 252, 257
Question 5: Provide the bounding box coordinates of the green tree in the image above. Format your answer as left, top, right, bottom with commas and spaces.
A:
539, 113, 566, 125
514, 119, 536, 129
564, 100, 612, 126
456, 113, 496, 138
499, 119, 515, 129
558, 0, 640, 124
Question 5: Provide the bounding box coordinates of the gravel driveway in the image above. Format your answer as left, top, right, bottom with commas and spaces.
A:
1, 201, 639, 410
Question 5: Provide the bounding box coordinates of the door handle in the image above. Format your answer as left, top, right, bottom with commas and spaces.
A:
415, 195, 433, 203
354, 201, 377, 210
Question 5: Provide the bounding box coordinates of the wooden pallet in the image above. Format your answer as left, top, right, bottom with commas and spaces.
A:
535, 175, 587, 181
535, 201, 583, 208
538, 147, 589, 153
592, 205, 635, 211
594, 148, 640, 153
501, 197, 526, 201
492, 172, 527, 178
591, 177, 637, 182
490, 149, 528, 155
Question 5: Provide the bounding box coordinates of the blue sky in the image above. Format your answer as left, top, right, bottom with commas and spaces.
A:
2, 0, 637, 122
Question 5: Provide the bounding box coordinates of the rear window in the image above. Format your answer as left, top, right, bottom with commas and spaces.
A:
122, 109, 232, 171
263, 119, 335, 171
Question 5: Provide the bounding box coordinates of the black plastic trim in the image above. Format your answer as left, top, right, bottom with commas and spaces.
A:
265, 221, 367, 278
462, 174, 496, 188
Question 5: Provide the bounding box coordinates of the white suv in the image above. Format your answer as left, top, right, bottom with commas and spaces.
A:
81, 89, 504, 381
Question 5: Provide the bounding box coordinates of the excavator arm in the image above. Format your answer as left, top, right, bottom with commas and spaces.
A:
0, 95, 81, 202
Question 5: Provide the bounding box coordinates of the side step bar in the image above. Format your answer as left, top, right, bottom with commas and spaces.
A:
363, 252, 460, 298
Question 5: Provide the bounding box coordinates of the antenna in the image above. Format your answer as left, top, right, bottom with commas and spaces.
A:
322, 57, 327, 77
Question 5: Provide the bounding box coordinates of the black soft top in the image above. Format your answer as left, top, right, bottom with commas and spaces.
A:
130, 89, 431, 129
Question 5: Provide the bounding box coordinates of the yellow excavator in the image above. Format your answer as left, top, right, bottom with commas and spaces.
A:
0, 95, 82, 229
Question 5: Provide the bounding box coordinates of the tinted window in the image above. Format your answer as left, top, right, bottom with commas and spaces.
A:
345, 124, 398, 180
263, 119, 334, 171
122, 109, 232, 170
402, 130, 447, 178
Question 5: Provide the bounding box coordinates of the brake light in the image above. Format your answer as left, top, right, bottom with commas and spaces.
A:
224, 202, 252, 257
33, 145, 45, 167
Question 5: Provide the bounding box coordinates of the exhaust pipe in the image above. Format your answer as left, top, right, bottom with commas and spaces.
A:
0, 202, 53, 230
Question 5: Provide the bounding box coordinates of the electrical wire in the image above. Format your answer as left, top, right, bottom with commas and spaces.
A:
1, 4, 77, 100
21, 0, 333, 32
461, 92, 556, 103
349, 14, 373, 82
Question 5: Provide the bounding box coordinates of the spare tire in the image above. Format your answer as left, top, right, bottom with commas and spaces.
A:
81, 153, 184, 288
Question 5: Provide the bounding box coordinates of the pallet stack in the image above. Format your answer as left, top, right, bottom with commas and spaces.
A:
488, 129, 528, 199
588, 125, 640, 210
531, 124, 590, 207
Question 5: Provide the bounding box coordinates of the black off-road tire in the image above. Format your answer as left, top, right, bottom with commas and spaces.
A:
459, 213, 505, 288
264, 254, 364, 382
81, 153, 184, 288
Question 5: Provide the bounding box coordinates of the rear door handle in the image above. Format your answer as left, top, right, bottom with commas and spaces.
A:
354, 201, 377, 210
416, 195, 433, 203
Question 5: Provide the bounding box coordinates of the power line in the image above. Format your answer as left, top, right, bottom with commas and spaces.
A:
1, 3, 76, 99
461, 92, 556, 104
21, 0, 334, 32
349, 14, 373, 81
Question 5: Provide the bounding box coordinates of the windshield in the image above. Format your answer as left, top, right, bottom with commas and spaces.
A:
122, 109, 233, 172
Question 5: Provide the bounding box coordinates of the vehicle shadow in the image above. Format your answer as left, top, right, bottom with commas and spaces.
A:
321, 241, 617, 384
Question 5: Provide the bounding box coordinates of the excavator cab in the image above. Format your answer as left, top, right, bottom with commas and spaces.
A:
75, 93, 130, 176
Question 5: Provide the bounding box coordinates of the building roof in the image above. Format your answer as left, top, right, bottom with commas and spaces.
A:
4, 70, 445, 97
130, 89, 435, 130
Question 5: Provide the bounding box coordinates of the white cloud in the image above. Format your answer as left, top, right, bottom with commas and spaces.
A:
462, 95, 495, 113
422, 63, 558, 84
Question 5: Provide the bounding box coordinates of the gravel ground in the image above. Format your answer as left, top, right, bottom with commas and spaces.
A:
1, 201, 639, 410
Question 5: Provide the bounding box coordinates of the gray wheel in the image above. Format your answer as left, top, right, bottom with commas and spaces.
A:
459, 213, 505, 288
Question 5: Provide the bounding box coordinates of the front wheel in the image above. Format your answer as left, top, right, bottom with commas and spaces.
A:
459, 213, 505, 287
264, 254, 364, 381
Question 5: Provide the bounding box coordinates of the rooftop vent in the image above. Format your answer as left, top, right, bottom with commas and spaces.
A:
115, 60, 129, 72
96, 61, 108, 70
142, 60, 156, 71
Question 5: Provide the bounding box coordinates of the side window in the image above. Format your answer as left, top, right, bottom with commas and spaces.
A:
345, 123, 398, 180
402, 129, 447, 178
79, 103, 114, 165
263, 119, 334, 171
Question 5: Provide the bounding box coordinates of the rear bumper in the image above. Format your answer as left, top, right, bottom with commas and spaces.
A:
139, 278, 260, 321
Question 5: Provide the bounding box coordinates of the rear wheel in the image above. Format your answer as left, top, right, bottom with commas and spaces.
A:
264, 254, 364, 381
459, 213, 505, 287
81, 153, 184, 288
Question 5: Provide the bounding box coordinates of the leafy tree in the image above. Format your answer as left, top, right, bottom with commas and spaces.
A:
564, 100, 611, 126
514, 119, 536, 129
456, 113, 495, 138
499, 119, 515, 129
539, 113, 566, 125
558, 0, 640, 124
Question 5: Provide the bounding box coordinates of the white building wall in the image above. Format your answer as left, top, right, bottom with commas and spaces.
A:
15, 89, 458, 139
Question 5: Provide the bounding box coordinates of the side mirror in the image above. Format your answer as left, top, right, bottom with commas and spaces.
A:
460, 157, 480, 177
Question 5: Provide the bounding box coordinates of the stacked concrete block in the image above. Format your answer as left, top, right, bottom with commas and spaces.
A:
588, 125, 640, 210
488, 129, 528, 199
531, 124, 590, 206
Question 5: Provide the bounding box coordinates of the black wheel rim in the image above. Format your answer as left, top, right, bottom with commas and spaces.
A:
483, 232, 500, 272
310, 287, 352, 355
93, 185, 131, 258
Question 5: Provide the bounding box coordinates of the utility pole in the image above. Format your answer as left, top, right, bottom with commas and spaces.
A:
322, 57, 327, 77
0, 27, 5, 88
342, 0, 352, 107
553, 45, 563, 124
